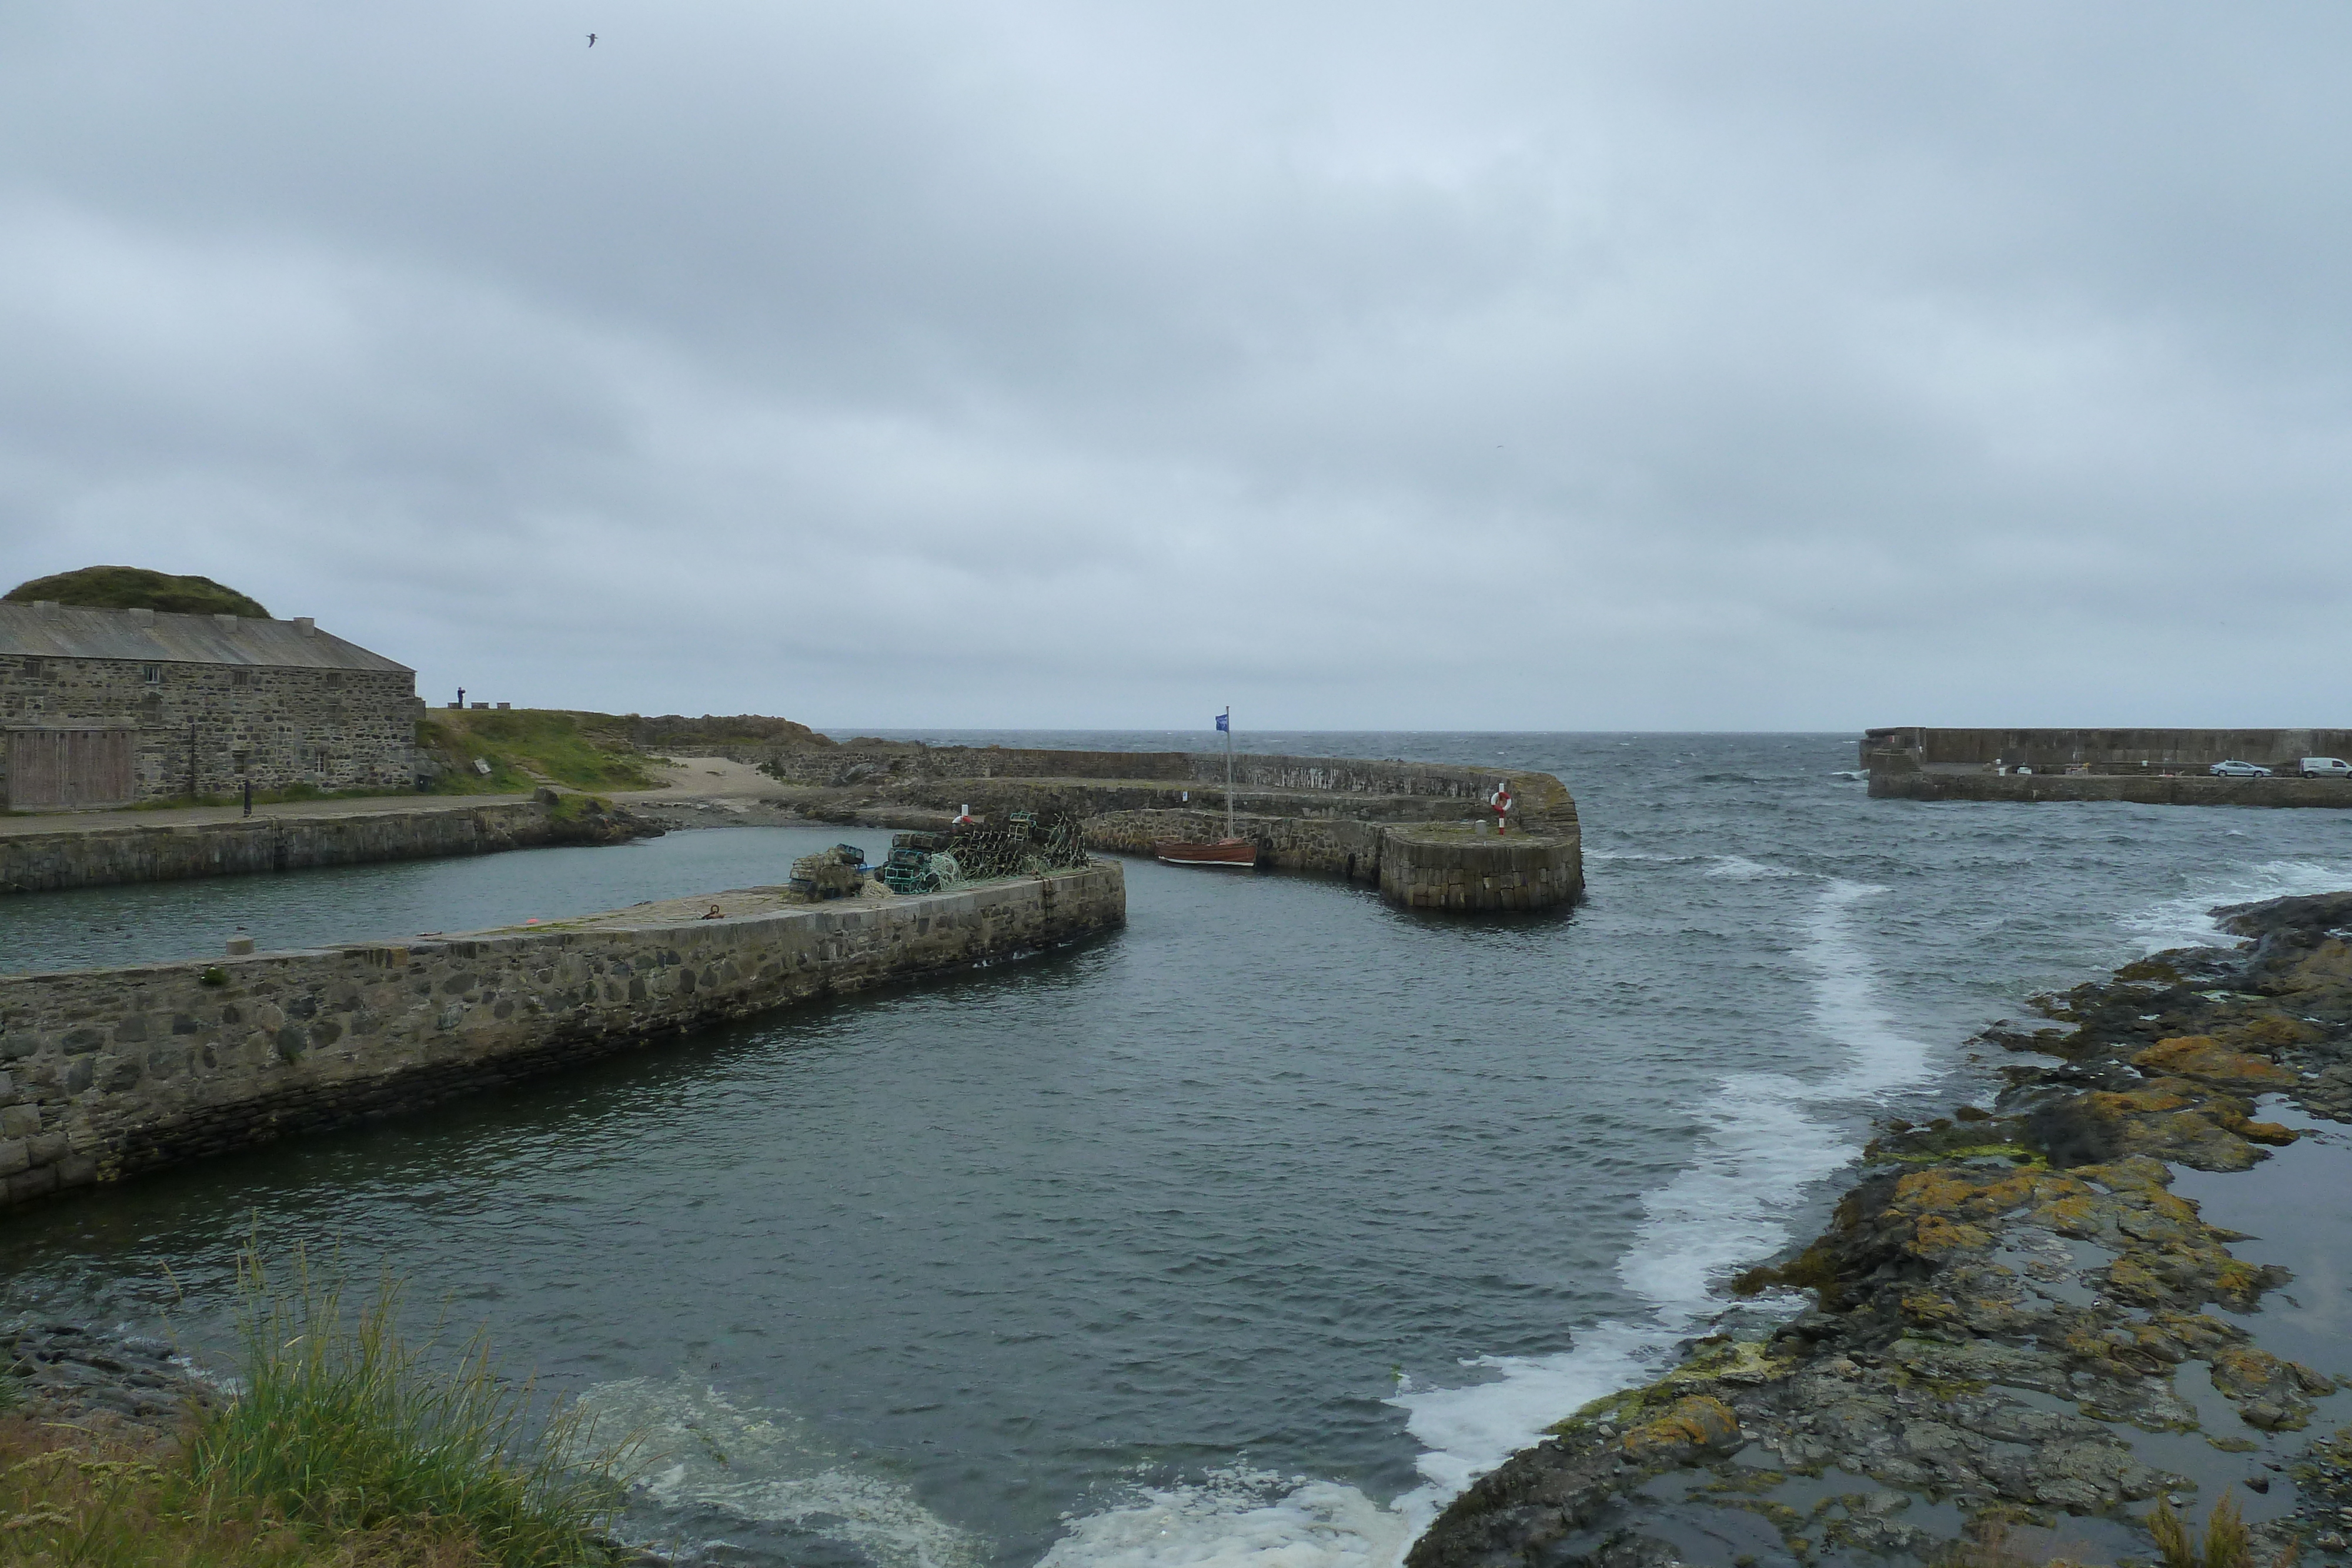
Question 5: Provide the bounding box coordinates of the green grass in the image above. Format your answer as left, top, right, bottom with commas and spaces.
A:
178, 1245, 637, 1567
4, 565, 270, 618
0, 1417, 492, 1566
417, 713, 659, 795
0, 1245, 641, 1566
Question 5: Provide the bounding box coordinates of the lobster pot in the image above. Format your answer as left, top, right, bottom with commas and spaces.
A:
790, 848, 867, 900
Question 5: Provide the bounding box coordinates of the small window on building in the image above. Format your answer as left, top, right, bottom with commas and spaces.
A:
324, 671, 345, 690
142, 664, 162, 684
21, 657, 42, 679
230, 670, 251, 688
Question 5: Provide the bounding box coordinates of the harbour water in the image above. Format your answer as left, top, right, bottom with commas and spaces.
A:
5, 732, 2352, 1568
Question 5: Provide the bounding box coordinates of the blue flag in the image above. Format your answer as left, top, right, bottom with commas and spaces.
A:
1215, 713, 1229, 732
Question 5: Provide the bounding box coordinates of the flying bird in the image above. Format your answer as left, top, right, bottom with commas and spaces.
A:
587, 32, 597, 45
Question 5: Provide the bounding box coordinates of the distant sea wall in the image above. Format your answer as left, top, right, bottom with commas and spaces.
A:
1862, 727, 2352, 773
0, 798, 634, 896
1870, 772, 2352, 808
0, 862, 1124, 1209
752, 745, 1578, 831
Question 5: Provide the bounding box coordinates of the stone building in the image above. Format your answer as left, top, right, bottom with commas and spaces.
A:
0, 601, 419, 809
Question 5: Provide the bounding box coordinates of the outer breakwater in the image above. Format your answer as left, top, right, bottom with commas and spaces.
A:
1410, 890, 2352, 1568
753, 744, 1585, 911
0, 861, 1124, 1211
0, 794, 658, 895
1871, 771, 2352, 808
1865, 727, 2352, 774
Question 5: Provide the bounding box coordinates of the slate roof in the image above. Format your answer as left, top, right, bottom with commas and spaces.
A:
0, 603, 412, 673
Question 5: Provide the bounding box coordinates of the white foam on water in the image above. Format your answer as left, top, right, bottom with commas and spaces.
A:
1702, 855, 1804, 881
658, 874, 1937, 1568
1377, 876, 1932, 1540
1046, 874, 1938, 1567
1037, 1469, 1414, 1568
1386, 1318, 1676, 1514
2118, 859, 2352, 953
579, 1376, 987, 1568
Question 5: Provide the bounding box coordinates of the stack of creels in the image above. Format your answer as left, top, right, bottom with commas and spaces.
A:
882, 834, 944, 894
790, 842, 868, 900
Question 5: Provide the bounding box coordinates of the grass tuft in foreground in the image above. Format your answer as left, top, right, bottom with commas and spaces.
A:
0, 1245, 641, 1566
0, 1416, 486, 1566
183, 1246, 634, 1567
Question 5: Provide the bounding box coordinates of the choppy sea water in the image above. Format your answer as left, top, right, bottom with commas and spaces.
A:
6, 732, 2352, 1568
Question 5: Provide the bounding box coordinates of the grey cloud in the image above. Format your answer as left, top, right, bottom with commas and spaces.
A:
5, 1, 2351, 729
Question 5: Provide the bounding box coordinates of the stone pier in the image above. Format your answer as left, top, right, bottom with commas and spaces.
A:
0, 797, 631, 895
1081, 809, 1580, 911
0, 862, 1125, 1209
1377, 825, 1580, 911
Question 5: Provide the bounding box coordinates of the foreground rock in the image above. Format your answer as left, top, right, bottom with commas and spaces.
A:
2, 1322, 212, 1439
1412, 891, 2352, 1568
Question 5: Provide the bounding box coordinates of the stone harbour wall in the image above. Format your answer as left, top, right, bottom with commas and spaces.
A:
0, 800, 565, 895
1869, 772, 2352, 809
1083, 809, 1583, 911
0, 861, 1125, 1209
754, 746, 1579, 835
1083, 808, 1389, 879
1862, 726, 2352, 774
1378, 827, 1582, 912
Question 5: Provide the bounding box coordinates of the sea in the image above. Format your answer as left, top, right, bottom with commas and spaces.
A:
5, 731, 2351, 1568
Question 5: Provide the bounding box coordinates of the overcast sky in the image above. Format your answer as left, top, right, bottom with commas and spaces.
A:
5, 4, 2348, 731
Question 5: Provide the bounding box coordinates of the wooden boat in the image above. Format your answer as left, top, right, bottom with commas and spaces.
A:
1154, 706, 1257, 869
1152, 837, 1258, 867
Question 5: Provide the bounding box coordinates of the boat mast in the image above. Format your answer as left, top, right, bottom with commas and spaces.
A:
1224, 706, 1235, 840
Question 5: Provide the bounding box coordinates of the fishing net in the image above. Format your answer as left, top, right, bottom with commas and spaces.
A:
880, 811, 1090, 892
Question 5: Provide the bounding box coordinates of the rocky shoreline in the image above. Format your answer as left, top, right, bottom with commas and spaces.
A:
1, 1320, 214, 1438
1410, 890, 2352, 1568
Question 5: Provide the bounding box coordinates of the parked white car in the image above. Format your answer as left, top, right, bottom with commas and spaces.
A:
2210, 760, 2273, 778
2300, 757, 2352, 778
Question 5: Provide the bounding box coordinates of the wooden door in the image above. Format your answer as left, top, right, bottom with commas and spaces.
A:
4, 729, 135, 808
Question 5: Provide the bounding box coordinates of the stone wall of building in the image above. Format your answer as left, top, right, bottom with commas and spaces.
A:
0, 861, 1125, 1209
0, 654, 417, 803
0, 800, 562, 895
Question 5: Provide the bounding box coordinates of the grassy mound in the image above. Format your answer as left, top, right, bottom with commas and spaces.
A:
4, 566, 271, 618
417, 711, 662, 795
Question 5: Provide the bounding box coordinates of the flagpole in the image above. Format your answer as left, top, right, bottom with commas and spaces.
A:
1224, 706, 1235, 840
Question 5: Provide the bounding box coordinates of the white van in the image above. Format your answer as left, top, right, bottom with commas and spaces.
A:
2299, 757, 2352, 778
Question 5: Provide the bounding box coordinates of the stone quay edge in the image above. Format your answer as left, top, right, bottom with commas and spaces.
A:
0, 861, 1125, 1211
0, 794, 657, 896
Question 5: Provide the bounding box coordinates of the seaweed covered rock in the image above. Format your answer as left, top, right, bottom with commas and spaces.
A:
1411, 890, 2352, 1568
